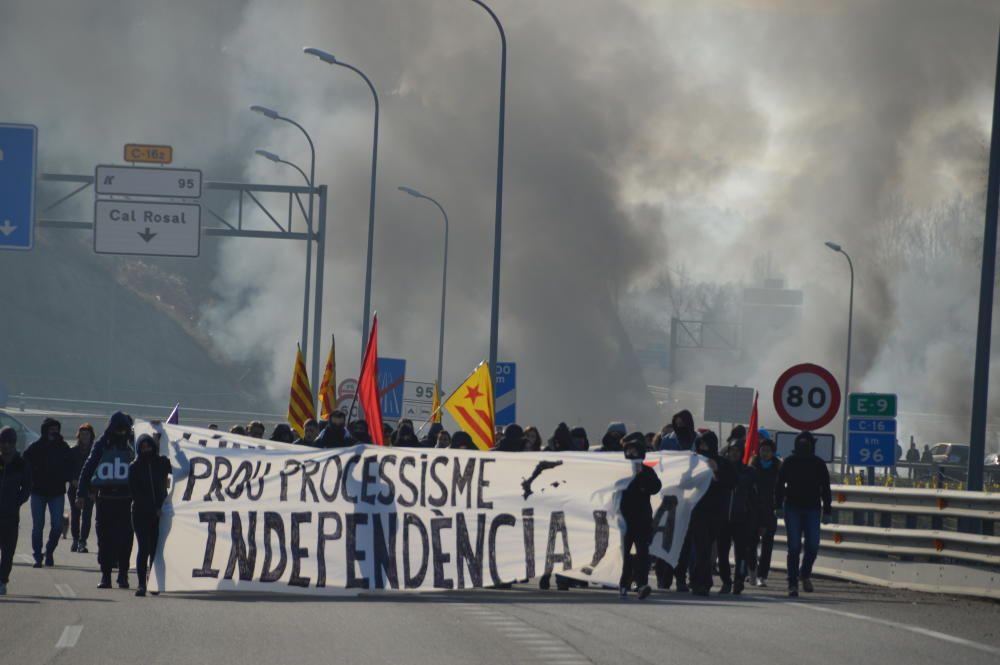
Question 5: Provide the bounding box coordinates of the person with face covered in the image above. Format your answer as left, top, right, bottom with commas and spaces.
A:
78, 411, 136, 589
313, 411, 353, 448
495, 424, 525, 452
717, 443, 758, 594
659, 410, 697, 451
392, 420, 422, 448
600, 422, 626, 452
23, 417, 74, 567
775, 431, 832, 597
68, 424, 96, 553
129, 434, 171, 596
0, 427, 31, 595
545, 422, 574, 452
618, 432, 662, 600
687, 430, 737, 596
421, 423, 444, 448
749, 436, 781, 586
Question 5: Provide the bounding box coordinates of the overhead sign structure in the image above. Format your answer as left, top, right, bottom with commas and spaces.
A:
124, 143, 173, 164
402, 381, 435, 422
847, 392, 897, 467
772, 363, 841, 431
494, 362, 516, 427
0, 123, 38, 251
377, 357, 407, 421
774, 431, 835, 463
703, 385, 754, 424
96, 165, 202, 199
94, 200, 201, 257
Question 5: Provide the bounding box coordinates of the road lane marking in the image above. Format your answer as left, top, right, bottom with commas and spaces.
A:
55, 625, 83, 648
54, 583, 76, 598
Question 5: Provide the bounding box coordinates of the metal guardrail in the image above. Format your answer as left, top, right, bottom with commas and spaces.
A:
771, 484, 1000, 598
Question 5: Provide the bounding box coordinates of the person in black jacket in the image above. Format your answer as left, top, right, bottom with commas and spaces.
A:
495, 424, 525, 452
312, 411, 352, 448
392, 420, 422, 448
0, 427, 32, 595
688, 430, 737, 596
618, 432, 662, 600
78, 411, 136, 589
775, 431, 832, 597
24, 417, 74, 567
717, 443, 758, 594
749, 437, 781, 586
129, 434, 171, 597
68, 423, 96, 553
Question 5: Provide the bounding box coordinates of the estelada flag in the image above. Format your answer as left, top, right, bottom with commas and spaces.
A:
319, 335, 336, 421
358, 315, 384, 445
743, 391, 760, 465
288, 344, 315, 438
431, 382, 442, 424
444, 362, 495, 450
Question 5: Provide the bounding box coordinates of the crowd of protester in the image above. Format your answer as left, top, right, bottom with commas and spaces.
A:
0, 407, 831, 600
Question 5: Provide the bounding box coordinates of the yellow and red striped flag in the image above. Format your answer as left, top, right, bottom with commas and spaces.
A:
319, 335, 336, 421
444, 362, 494, 450
288, 344, 315, 437
431, 381, 442, 424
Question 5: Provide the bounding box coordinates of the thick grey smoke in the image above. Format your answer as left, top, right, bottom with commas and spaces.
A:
2, 0, 999, 445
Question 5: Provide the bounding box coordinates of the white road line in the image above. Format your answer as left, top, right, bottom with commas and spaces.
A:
55, 625, 83, 649
789, 602, 1000, 657
54, 583, 76, 598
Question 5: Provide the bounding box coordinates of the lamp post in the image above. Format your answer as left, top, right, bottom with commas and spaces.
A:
467, 0, 507, 377
398, 186, 450, 394
303, 47, 379, 357
825, 241, 855, 480
250, 107, 316, 378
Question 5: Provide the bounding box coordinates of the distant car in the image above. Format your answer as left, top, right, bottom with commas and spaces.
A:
0, 410, 39, 453
929, 442, 969, 465
985, 453, 1000, 468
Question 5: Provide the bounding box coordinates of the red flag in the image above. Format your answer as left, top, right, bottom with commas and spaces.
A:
358, 315, 384, 445
743, 391, 760, 464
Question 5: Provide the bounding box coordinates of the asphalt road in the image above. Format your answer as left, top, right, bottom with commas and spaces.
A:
1, 520, 998, 665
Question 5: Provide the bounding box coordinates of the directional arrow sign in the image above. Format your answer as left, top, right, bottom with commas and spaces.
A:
0, 123, 37, 251
94, 200, 200, 257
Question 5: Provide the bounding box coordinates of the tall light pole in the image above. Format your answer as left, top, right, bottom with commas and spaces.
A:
303, 47, 379, 358
825, 241, 854, 479
250, 106, 318, 390
398, 186, 450, 394
467, 0, 507, 377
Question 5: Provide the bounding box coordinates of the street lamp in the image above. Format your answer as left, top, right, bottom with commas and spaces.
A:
303, 47, 380, 357
398, 186, 450, 395
250, 106, 321, 400
467, 0, 508, 377
825, 241, 855, 479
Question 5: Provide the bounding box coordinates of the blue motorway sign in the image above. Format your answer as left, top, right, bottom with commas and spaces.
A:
0, 123, 38, 251
493, 362, 516, 427
848, 431, 896, 466
377, 357, 407, 421
848, 418, 897, 434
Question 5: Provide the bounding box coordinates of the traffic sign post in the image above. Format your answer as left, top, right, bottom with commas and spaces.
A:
847, 392, 898, 476
377, 357, 407, 422
0, 123, 38, 251
402, 381, 435, 422
94, 200, 201, 257
773, 363, 841, 431
96, 165, 202, 199
124, 144, 173, 164
493, 361, 516, 427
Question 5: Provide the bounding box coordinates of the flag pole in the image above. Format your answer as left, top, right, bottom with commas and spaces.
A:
415, 360, 488, 435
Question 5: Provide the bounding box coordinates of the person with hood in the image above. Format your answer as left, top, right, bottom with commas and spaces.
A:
600, 422, 627, 452
495, 424, 525, 452
716, 443, 758, 594
726, 425, 747, 449
618, 432, 662, 600
450, 431, 478, 450
294, 419, 321, 447
749, 436, 781, 587
392, 420, 422, 448
24, 417, 74, 567
230, 425, 248, 436
78, 411, 136, 589
0, 427, 31, 595
129, 434, 171, 597
68, 423, 96, 553
775, 431, 832, 597
523, 427, 543, 451
348, 420, 372, 445
420, 423, 444, 448
545, 423, 574, 452
688, 430, 737, 595
436, 430, 452, 448
570, 427, 590, 451
269, 424, 295, 444
312, 411, 352, 448
659, 410, 697, 451
247, 421, 266, 439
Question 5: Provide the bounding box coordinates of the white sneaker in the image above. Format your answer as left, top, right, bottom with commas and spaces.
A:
756, 577, 767, 587
0, 582, 7, 595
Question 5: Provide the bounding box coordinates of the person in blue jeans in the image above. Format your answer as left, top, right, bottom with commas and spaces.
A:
774, 431, 832, 597
23, 418, 74, 567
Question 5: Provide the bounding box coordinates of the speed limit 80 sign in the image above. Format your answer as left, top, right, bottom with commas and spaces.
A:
773, 363, 841, 431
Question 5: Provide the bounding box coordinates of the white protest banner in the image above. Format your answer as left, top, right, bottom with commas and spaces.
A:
137, 422, 713, 595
